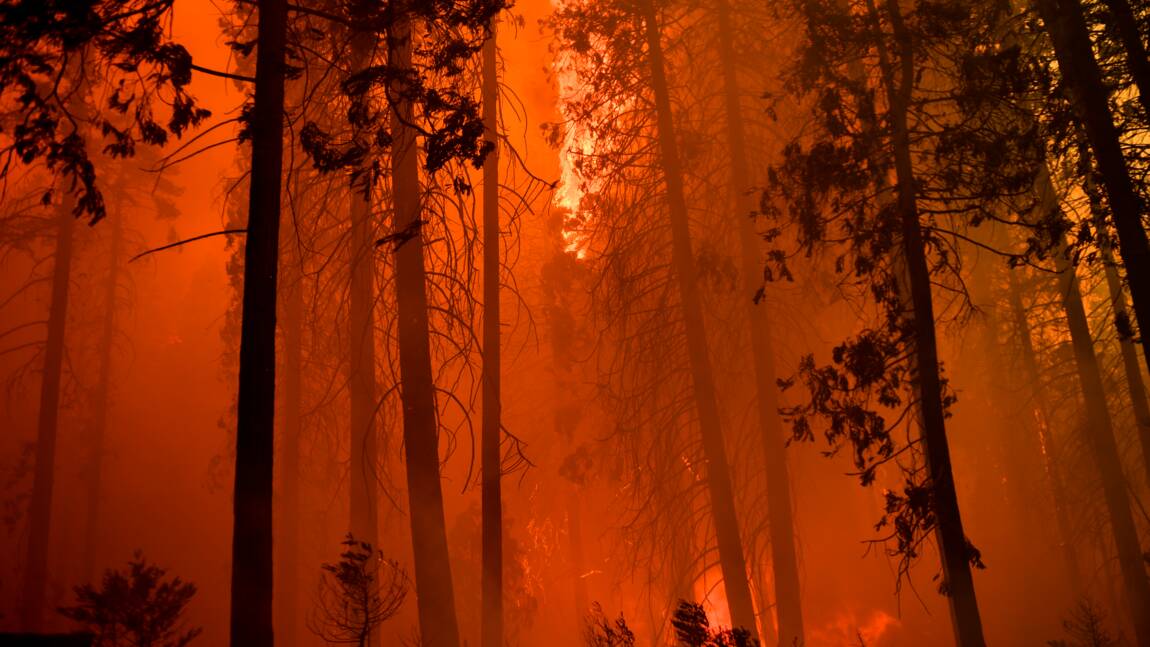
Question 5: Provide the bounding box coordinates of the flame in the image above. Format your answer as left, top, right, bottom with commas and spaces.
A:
693, 566, 733, 631
550, 0, 616, 260
809, 608, 900, 646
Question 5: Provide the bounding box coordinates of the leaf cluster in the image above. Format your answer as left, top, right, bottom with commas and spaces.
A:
0, 0, 210, 223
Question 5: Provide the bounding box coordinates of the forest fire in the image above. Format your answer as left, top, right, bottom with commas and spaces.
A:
809, 609, 900, 646
3, 0, 1150, 646
551, 11, 595, 260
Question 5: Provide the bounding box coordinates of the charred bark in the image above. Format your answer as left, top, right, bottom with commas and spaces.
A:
230, 0, 288, 644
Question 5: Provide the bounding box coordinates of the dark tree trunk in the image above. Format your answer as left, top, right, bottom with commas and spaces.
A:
1097, 0, 1150, 121
348, 167, 379, 550
19, 206, 75, 632
480, 19, 504, 647
873, 0, 985, 642
1005, 272, 1085, 595
713, 1, 805, 643
640, 0, 757, 635
277, 206, 303, 647
230, 0, 288, 644
1034, 0, 1150, 382
348, 16, 379, 551
1030, 163, 1150, 643
82, 215, 121, 581
1081, 167, 1150, 488
388, 15, 462, 647
1053, 248, 1150, 646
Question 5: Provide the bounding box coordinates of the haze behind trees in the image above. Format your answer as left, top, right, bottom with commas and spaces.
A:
1, 0, 1150, 645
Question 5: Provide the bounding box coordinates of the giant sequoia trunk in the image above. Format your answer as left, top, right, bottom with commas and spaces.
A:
19, 205, 75, 632
713, 1, 805, 643
875, 0, 986, 642
83, 214, 122, 581
639, 0, 757, 634
230, 0, 288, 644
480, 20, 504, 647
1033, 0, 1150, 381
1005, 272, 1084, 595
388, 14, 462, 647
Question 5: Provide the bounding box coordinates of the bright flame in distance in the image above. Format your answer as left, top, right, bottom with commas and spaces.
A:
694, 566, 733, 631
550, 0, 610, 260
809, 608, 900, 646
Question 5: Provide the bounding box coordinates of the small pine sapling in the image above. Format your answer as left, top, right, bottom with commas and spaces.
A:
58, 551, 201, 647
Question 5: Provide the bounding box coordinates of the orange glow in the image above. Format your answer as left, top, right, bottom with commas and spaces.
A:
550, 2, 593, 260
693, 566, 732, 630
809, 608, 899, 646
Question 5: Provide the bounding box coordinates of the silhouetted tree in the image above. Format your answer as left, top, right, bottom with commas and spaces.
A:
20, 197, 75, 631
309, 535, 407, 647
58, 552, 202, 647
550, 0, 759, 633
671, 600, 759, 647
1033, 0, 1150, 379
583, 603, 636, 647
480, 15, 504, 647
711, 0, 805, 641
1048, 599, 1122, 647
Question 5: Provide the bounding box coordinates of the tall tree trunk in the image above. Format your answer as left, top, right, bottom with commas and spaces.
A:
277, 209, 303, 647
1081, 165, 1150, 487
1033, 0, 1150, 380
1097, 0, 1150, 121
230, 0, 288, 644
1005, 272, 1085, 595
348, 12, 380, 552
639, 0, 757, 634
873, 0, 986, 642
712, 2, 804, 644
348, 172, 379, 549
388, 14, 462, 647
1053, 250, 1150, 645
1031, 166, 1150, 644
83, 214, 121, 581
480, 19, 504, 647
750, 559, 780, 646
19, 205, 75, 632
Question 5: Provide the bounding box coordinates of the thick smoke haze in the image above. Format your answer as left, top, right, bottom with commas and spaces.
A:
2, 0, 1148, 646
